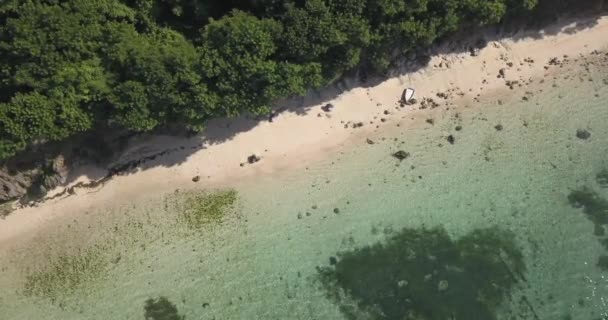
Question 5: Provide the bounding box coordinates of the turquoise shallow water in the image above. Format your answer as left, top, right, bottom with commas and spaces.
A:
0, 53, 607, 320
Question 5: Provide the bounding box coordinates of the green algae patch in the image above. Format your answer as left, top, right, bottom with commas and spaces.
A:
22, 245, 109, 302
144, 296, 185, 320
171, 189, 238, 230
317, 227, 525, 320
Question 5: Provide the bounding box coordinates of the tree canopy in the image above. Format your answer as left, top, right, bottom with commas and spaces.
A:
0, 0, 604, 160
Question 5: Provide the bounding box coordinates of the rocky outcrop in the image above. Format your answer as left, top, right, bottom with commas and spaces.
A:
0, 154, 69, 203
0, 169, 36, 202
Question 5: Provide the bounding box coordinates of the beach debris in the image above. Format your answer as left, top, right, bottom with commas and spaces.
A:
322, 103, 334, 112
446, 135, 455, 145
247, 154, 261, 164
392, 150, 410, 161
576, 129, 591, 140
438, 280, 449, 292
403, 88, 416, 103
192, 175, 200, 182
366, 138, 375, 145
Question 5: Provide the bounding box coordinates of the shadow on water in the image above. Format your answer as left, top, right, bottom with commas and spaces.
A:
317, 226, 528, 320
567, 172, 608, 271
144, 297, 185, 320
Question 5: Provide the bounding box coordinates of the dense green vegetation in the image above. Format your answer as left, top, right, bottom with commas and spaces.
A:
0, 0, 605, 159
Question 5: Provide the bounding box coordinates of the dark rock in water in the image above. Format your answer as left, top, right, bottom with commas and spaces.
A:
392, 151, 410, 161
317, 227, 525, 320
447, 135, 455, 145
366, 138, 375, 145
192, 176, 200, 182
329, 256, 338, 265
144, 296, 184, 320
576, 129, 591, 140
594, 224, 605, 236
322, 103, 334, 112
333, 208, 340, 214
598, 255, 608, 271
567, 188, 608, 225
455, 125, 463, 131
494, 124, 503, 131
597, 169, 608, 188
247, 154, 261, 164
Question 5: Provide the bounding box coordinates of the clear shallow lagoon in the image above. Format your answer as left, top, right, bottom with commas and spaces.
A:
1, 54, 607, 320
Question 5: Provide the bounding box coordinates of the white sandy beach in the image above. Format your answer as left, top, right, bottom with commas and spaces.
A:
1, 15, 608, 246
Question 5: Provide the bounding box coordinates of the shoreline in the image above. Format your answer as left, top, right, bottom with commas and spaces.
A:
1, 15, 608, 246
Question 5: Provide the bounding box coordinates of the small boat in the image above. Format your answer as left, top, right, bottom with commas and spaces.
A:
402, 88, 415, 104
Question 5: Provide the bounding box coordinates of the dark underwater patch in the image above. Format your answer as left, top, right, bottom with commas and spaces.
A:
144, 296, 185, 320
317, 227, 525, 320
567, 185, 608, 271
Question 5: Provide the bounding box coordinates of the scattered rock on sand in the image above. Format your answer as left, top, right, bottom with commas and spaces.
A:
498, 68, 506, 78
333, 208, 340, 214
247, 154, 261, 164
366, 138, 375, 145
352, 122, 364, 128
392, 150, 410, 161
494, 124, 503, 131
455, 125, 462, 131
192, 176, 200, 182
576, 129, 591, 140
321, 103, 334, 112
